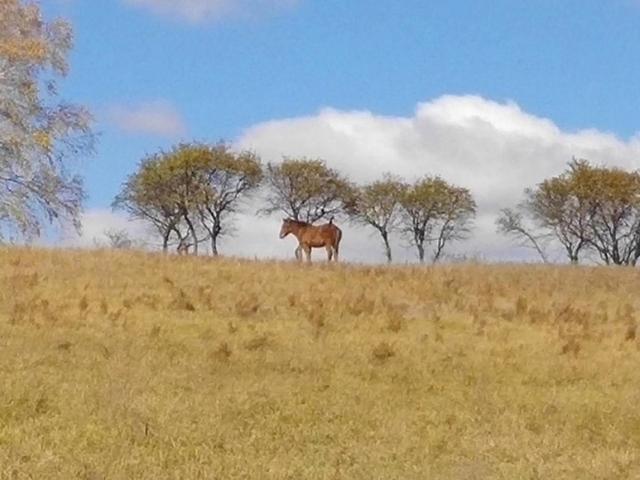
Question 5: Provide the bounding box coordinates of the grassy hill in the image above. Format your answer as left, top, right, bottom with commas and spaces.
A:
1, 248, 640, 479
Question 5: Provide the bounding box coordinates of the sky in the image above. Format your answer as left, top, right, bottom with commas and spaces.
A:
41, 0, 640, 263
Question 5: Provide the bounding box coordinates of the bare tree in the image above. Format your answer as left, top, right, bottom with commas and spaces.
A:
496, 208, 550, 263
103, 229, 134, 249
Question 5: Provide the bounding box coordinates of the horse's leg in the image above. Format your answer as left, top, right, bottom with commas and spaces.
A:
303, 245, 312, 263
325, 245, 333, 262
295, 245, 302, 261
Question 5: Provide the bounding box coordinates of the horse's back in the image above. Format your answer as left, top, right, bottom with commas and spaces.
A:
323, 222, 341, 247
299, 222, 341, 248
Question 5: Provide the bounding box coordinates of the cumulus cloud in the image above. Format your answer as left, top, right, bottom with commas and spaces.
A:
108, 101, 187, 138
123, 0, 299, 23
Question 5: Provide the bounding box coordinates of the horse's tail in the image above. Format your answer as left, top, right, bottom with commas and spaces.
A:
334, 225, 342, 256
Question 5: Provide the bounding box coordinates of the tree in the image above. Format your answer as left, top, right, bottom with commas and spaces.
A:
0, 0, 94, 241
401, 176, 475, 263
575, 162, 640, 266
114, 143, 262, 256
101, 229, 134, 250
496, 208, 550, 263
195, 144, 262, 256
261, 158, 352, 223
113, 153, 186, 253
524, 162, 591, 264
346, 175, 406, 263
429, 183, 476, 263
500, 159, 640, 266
161, 144, 211, 256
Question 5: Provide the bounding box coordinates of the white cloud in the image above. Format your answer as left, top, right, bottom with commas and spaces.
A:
123, 0, 299, 23
108, 101, 187, 138
62, 209, 151, 249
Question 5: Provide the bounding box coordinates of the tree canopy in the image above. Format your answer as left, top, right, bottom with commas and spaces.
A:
261, 158, 353, 223
114, 143, 261, 255
113, 151, 185, 253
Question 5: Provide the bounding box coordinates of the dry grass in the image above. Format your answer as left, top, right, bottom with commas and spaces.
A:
2, 247, 640, 479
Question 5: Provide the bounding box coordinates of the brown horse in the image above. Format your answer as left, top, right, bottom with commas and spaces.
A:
279, 218, 342, 262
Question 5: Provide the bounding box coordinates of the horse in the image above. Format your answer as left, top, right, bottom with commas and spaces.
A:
279, 218, 342, 262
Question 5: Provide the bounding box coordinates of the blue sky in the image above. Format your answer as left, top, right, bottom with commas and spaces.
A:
44, 0, 640, 205
41, 0, 640, 261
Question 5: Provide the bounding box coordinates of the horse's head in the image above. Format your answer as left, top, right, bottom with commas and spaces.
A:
279, 218, 293, 239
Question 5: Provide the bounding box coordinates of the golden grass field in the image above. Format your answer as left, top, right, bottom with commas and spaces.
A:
1, 247, 640, 479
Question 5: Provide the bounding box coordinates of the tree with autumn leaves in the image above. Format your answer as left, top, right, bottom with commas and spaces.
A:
346, 175, 476, 263
0, 0, 94, 241
259, 161, 476, 263
401, 177, 476, 263
113, 143, 262, 256
115, 151, 477, 262
498, 159, 640, 266
261, 158, 351, 224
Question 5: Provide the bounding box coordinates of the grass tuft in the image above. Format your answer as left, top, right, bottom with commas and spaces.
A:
372, 341, 395, 362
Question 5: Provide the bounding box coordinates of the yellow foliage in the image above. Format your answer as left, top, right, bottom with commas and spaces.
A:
0, 39, 47, 62
32, 130, 52, 151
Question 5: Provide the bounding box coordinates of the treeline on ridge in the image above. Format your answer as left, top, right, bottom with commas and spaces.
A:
113, 143, 640, 266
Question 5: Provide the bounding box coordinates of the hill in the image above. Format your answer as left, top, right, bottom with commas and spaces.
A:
1, 248, 639, 479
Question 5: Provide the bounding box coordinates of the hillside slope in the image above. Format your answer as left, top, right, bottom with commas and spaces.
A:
1, 248, 640, 479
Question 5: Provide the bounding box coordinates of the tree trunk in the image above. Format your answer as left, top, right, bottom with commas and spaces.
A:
566, 241, 584, 265
162, 229, 170, 254
184, 214, 198, 256
417, 243, 425, 263
510, 226, 549, 264
211, 234, 219, 256
209, 220, 222, 257
432, 233, 445, 264
381, 231, 392, 264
